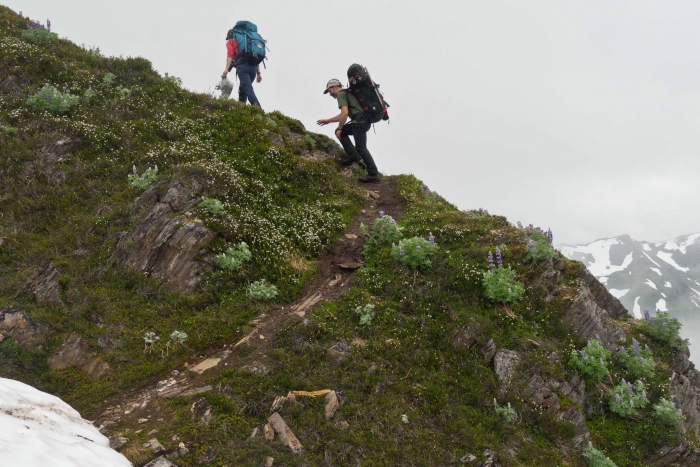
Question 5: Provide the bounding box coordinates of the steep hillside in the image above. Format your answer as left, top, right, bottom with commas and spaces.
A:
560, 234, 700, 344
1, 7, 700, 467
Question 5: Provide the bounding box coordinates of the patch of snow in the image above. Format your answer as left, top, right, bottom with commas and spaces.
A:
661, 292, 666, 297
609, 288, 630, 299
559, 238, 632, 277
690, 287, 700, 299
656, 298, 668, 311
0, 378, 131, 467
664, 281, 672, 288
657, 233, 700, 254
642, 243, 652, 251
632, 296, 642, 319
656, 251, 690, 272
599, 276, 608, 284
645, 279, 657, 290
642, 251, 661, 267
650, 267, 662, 276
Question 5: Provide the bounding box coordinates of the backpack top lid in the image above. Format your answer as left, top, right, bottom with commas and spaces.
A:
234, 21, 257, 33
347, 63, 365, 79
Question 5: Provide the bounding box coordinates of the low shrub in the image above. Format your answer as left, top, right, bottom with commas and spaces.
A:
215, 242, 252, 271
26, 85, 80, 114
361, 212, 403, 248
21, 21, 57, 43
355, 303, 376, 326
582, 445, 617, 467
247, 279, 278, 300
127, 166, 158, 190
607, 379, 648, 417
526, 229, 557, 262
571, 339, 610, 379
304, 134, 316, 150
618, 338, 656, 379
641, 310, 684, 346
2, 126, 18, 134
494, 398, 516, 423
652, 398, 684, 426
483, 250, 525, 303
199, 198, 225, 216
391, 236, 438, 270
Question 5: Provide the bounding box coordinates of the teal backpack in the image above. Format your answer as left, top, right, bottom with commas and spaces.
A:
228, 21, 268, 68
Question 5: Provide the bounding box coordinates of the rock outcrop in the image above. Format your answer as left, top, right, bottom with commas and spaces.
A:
564, 286, 626, 346
24, 262, 62, 306
0, 306, 47, 349
576, 265, 629, 319
21, 136, 81, 184
49, 332, 110, 378
670, 371, 700, 437
112, 181, 216, 294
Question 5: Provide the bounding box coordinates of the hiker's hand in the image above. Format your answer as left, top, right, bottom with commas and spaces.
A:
256, 73, 262, 83
317, 119, 329, 126
221, 70, 228, 79
335, 128, 342, 138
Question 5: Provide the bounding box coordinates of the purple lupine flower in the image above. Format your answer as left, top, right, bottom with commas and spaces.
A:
620, 346, 625, 352
546, 228, 553, 244
487, 251, 494, 269
579, 349, 586, 356
615, 394, 621, 403
643, 310, 650, 320
645, 344, 650, 352
517, 221, 523, 229
527, 240, 534, 249
47, 19, 51, 31
621, 378, 627, 386
639, 358, 645, 363
642, 391, 647, 399
62, 86, 69, 93
627, 382, 633, 392
165, 72, 169, 77
390, 218, 396, 225
662, 322, 668, 327
632, 339, 640, 357
495, 247, 503, 267
19, 11, 22, 16
672, 317, 678, 322
44, 93, 50, 100
588, 341, 592, 348
649, 316, 654, 325
583, 356, 589, 362
400, 250, 405, 256
379, 210, 385, 217
685, 338, 690, 342
428, 232, 434, 244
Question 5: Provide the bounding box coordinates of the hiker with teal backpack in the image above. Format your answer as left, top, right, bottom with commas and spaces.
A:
317, 64, 389, 184
221, 21, 268, 107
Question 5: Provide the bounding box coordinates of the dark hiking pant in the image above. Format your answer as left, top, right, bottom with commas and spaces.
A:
339, 120, 378, 176
236, 63, 260, 107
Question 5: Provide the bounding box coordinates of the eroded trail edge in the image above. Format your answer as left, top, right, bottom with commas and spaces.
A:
95, 180, 403, 433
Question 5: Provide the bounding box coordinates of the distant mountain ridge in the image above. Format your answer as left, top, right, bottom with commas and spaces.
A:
559, 233, 700, 343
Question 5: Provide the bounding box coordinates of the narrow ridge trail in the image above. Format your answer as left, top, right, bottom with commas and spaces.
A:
95, 179, 404, 433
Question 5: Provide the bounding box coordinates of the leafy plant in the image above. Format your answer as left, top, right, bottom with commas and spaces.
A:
116, 85, 131, 98
652, 398, 684, 426
582, 445, 617, 467
618, 339, 656, 379
391, 236, 438, 270
642, 310, 684, 346
361, 212, 403, 248
199, 198, 225, 216
482, 250, 525, 303
401, 414, 409, 424
169, 330, 188, 345
21, 20, 57, 43
355, 303, 376, 326
102, 72, 116, 86
526, 229, 557, 262
127, 165, 158, 190
494, 398, 516, 423
215, 242, 252, 271
164, 74, 183, 86
571, 339, 610, 379
304, 134, 316, 150
2, 126, 18, 134
247, 279, 278, 300
143, 332, 159, 353
82, 88, 96, 101
607, 379, 648, 417
26, 85, 80, 114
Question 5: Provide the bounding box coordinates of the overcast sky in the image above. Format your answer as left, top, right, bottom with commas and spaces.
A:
5, 0, 700, 245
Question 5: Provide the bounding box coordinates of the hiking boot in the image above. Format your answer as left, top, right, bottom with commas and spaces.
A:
358, 174, 381, 184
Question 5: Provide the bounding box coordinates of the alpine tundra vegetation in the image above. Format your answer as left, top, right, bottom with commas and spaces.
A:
1, 7, 700, 467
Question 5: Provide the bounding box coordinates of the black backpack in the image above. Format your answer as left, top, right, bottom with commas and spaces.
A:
346, 64, 389, 124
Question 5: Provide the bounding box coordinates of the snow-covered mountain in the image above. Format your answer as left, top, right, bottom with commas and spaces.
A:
559, 233, 700, 345
0, 377, 131, 467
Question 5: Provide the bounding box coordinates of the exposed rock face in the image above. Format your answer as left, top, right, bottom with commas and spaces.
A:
564, 287, 626, 346
22, 136, 81, 184
0, 307, 47, 349
144, 456, 179, 467
577, 264, 628, 319
493, 350, 520, 383
24, 262, 62, 306
481, 338, 497, 364
268, 412, 303, 453
670, 372, 700, 436
651, 444, 700, 467
112, 181, 216, 294
49, 332, 110, 378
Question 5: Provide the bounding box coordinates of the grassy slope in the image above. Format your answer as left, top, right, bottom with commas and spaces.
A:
0, 7, 694, 467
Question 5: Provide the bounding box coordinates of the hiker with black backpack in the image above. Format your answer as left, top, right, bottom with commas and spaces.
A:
221, 21, 268, 107
317, 65, 389, 184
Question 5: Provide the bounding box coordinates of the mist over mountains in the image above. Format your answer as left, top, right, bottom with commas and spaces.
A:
559, 233, 700, 346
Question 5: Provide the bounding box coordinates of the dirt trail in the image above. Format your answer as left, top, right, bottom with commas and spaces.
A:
95, 179, 403, 433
